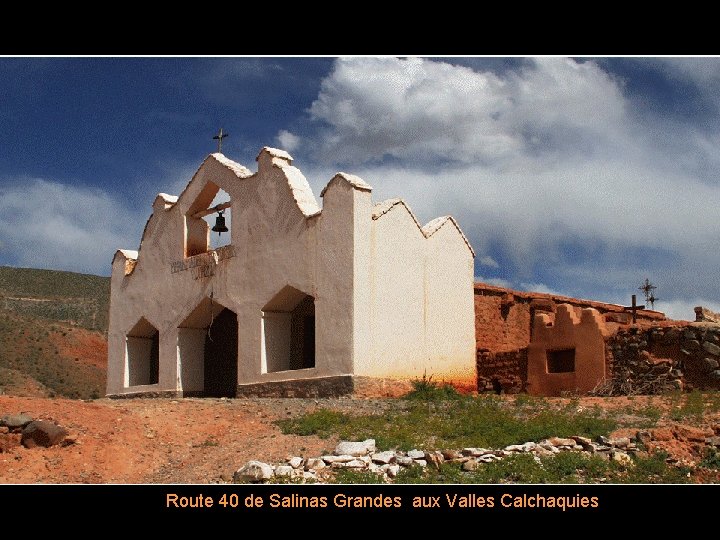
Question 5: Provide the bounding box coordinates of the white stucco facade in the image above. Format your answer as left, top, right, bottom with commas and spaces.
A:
107, 148, 476, 398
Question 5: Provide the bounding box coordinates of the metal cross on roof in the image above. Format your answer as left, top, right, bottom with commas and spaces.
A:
213, 128, 229, 153
638, 278, 658, 310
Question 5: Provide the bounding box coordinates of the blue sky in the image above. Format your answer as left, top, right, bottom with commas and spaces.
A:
1, 56, 719, 320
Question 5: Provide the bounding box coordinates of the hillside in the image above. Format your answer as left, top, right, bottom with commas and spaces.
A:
0, 266, 109, 332
0, 266, 108, 399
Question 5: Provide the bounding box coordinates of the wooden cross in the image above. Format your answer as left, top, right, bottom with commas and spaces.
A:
213, 128, 229, 153
623, 294, 645, 324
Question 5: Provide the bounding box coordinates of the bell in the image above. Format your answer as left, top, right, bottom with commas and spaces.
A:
211, 210, 228, 235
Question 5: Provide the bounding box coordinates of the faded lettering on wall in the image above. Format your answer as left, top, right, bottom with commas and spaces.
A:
170, 245, 236, 279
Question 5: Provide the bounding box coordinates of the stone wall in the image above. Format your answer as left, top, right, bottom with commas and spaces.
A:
474, 290, 532, 353
695, 306, 720, 324
601, 323, 720, 394
476, 348, 527, 394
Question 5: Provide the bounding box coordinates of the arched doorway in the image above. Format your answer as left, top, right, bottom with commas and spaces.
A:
204, 308, 238, 397
177, 298, 238, 397
125, 317, 160, 387
261, 286, 315, 373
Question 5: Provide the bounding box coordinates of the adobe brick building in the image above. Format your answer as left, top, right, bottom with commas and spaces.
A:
475, 283, 720, 395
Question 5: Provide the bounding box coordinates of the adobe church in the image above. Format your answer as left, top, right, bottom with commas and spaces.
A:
106, 147, 476, 398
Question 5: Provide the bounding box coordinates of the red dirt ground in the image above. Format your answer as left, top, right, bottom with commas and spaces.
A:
0, 396, 335, 484
0, 395, 718, 484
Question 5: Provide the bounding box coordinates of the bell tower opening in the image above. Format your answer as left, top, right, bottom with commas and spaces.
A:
185, 181, 232, 257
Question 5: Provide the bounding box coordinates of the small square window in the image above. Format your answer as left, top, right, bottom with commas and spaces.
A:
546, 349, 575, 373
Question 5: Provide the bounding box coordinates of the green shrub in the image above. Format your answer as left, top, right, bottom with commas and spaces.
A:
332, 469, 386, 484
700, 448, 720, 470
670, 390, 706, 421
404, 373, 461, 401
277, 397, 615, 452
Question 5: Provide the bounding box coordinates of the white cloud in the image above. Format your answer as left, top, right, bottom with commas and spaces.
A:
479, 255, 499, 268
276, 129, 301, 152
654, 298, 720, 322
519, 282, 560, 295
308, 57, 627, 165
0, 178, 142, 276
475, 276, 513, 289
294, 57, 720, 309
657, 58, 720, 89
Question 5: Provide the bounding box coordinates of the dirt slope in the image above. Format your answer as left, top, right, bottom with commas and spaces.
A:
0, 396, 334, 484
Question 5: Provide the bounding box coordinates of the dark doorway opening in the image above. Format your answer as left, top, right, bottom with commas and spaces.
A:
289, 296, 316, 370
301, 315, 316, 369
262, 286, 316, 373
126, 317, 160, 387
203, 308, 238, 397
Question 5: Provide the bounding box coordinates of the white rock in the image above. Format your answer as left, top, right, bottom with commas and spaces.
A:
233, 461, 274, 483
504, 444, 525, 452
371, 451, 396, 464
289, 456, 304, 469
548, 437, 576, 447
609, 437, 631, 449
539, 441, 561, 453
333, 459, 367, 468
305, 458, 326, 471
425, 450, 444, 467
302, 471, 317, 481
504, 441, 537, 452
275, 465, 294, 477
334, 439, 376, 456
441, 449, 463, 460
462, 447, 492, 457
385, 464, 400, 478
322, 454, 356, 463
395, 456, 414, 467
407, 449, 425, 459
415, 459, 428, 467
533, 446, 555, 457
611, 451, 633, 465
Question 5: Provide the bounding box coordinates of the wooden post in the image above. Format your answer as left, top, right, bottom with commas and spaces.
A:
623, 294, 645, 324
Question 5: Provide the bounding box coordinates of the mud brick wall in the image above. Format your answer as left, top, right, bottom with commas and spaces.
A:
474, 282, 671, 396
604, 324, 720, 394
474, 290, 532, 352
473, 282, 664, 355
477, 348, 528, 394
